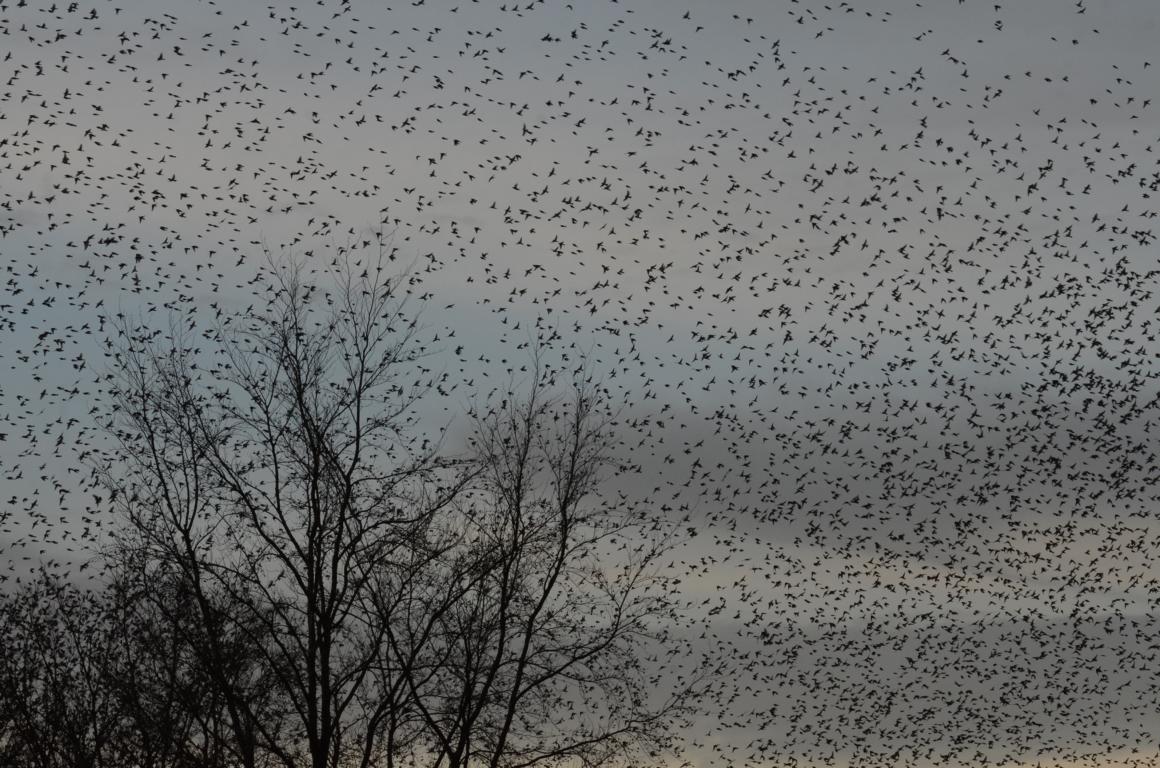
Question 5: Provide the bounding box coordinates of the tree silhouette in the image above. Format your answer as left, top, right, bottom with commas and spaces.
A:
70, 250, 704, 768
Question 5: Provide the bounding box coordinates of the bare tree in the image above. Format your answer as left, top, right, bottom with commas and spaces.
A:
383, 361, 701, 768
0, 571, 128, 768
0, 564, 263, 768
98, 248, 463, 768
94, 248, 704, 768
103, 561, 267, 768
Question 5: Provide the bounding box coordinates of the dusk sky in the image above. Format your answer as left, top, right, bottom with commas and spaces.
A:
2, 0, 1159, 766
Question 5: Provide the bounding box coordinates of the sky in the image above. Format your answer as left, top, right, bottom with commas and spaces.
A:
1, 0, 1159, 766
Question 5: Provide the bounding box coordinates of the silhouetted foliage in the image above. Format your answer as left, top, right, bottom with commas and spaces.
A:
0, 254, 702, 768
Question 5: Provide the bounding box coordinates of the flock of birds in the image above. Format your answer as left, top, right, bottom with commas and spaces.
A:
2, 0, 1159, 766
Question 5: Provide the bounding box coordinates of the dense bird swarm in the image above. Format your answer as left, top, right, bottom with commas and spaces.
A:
1, 0, 1158, 767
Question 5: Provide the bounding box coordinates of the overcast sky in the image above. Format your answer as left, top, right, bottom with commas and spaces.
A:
2, 0, 1159, 766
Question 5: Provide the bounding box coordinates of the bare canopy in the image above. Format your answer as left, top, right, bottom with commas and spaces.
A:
12, 248, 711, 768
